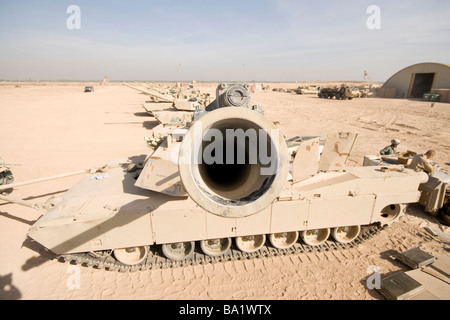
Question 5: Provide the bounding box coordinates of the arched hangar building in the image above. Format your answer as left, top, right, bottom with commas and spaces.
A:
380, 62, 450, 102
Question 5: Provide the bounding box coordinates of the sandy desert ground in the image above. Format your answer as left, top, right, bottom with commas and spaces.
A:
0, 82, 449, 301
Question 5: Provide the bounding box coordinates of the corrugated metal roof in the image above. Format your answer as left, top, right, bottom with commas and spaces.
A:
384, 62, 450, 85
382, 62, 450, 98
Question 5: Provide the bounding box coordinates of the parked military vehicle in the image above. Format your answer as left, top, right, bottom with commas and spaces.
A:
1, 84, 429, 272
318, 86, 361, 100
0, 158, 14, 189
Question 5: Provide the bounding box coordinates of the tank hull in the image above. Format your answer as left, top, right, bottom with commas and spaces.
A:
28, 162, 427, 255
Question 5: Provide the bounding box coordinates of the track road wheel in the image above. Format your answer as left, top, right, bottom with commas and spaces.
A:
235, 235, 266, 253
379, 204, 405, 225
300, 228, 331, 246
331, 225, 361, 244
113, 246, 149, 266
162, 242, 195, 261
200, 238, 232, 257
269, 231, 299, 249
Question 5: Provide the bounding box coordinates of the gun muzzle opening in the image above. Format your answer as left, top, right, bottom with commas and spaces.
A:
198, 118, 276, 201
179, 108, 289, 218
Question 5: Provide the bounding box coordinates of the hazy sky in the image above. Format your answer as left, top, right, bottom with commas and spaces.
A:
0, 0, 449, 82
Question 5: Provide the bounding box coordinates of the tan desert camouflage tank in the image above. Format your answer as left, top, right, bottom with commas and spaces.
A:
2, 84, 429, 271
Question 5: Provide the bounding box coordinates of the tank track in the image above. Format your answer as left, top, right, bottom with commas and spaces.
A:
57, 224, 386, 273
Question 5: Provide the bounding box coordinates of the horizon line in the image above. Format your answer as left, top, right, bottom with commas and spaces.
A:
0, 79, 384, 84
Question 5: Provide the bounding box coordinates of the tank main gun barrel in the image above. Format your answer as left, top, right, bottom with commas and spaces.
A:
178, 83, 289, 218
145, 85, 171, 95
122, 83, 175, 103
0, 169, 87, 191
0, 194, 42, 210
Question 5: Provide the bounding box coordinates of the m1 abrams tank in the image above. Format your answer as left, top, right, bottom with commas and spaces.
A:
9, 83, 428, 272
